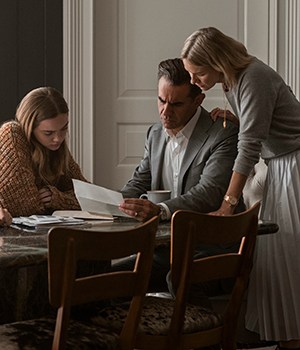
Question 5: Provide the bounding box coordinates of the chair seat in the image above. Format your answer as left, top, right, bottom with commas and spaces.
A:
0, 317, 120, 350
92, 296, 223, 336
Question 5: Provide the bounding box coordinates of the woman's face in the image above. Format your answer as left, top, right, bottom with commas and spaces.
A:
33, 113, 69, 151
183, 59, 222, 91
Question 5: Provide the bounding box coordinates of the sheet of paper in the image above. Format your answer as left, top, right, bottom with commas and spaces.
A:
52, 210, 113, 221
73, 179, 130, 218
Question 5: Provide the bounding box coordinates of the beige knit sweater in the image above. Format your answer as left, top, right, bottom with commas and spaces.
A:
0, 121, 87, 217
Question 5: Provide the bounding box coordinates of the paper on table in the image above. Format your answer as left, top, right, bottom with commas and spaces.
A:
12, 215, 85, 228
52, 210, 113, 221
73, 179, 130, 218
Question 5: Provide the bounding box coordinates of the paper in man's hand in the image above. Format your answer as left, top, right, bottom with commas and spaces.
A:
72, 179, 129, 217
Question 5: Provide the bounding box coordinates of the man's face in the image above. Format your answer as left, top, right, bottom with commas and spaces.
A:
33, 113, 69, 151
158, 77, 201, 134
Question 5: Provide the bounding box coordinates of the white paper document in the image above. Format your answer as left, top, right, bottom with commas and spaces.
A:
73, 179, 130, 218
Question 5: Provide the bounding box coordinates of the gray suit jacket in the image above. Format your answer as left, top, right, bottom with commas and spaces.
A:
121, 107, 244, 214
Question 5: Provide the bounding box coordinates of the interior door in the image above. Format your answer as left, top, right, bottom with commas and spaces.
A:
93, 0, 267, 190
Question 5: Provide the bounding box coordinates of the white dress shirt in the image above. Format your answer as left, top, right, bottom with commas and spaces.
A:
160, 108, 201, 219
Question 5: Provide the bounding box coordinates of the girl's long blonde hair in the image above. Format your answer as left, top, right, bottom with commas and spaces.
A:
16, 87, 70, 185
181, 27, 253, 89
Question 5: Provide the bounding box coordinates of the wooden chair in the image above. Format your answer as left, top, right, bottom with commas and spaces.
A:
91, 203, 260, 349
0, 215, 159, 350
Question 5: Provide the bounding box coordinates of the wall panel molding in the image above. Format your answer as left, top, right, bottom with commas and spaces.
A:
243, 0, 299, 100
63, 0, 94, 181
269, 0, 278, 70
285, 0, 300, 99
243, 0, 269, 64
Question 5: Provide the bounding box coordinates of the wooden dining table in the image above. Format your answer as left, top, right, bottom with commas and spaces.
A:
0, 218, 278, 324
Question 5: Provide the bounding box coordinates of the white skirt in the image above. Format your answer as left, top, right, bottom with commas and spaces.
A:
245, 150, 300, 341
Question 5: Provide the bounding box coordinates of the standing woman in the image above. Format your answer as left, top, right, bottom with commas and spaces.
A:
181, 27, 300, 349
0, 87, 88, 217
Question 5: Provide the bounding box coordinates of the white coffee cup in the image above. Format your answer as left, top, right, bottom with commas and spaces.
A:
140, 190, 171, 204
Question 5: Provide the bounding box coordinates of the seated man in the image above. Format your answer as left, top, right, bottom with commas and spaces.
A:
115, 58, 245, 304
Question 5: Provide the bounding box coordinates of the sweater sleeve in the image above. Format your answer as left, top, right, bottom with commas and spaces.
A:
47, 153, 88, 210
227, 58, 300, 175
0, 122, 44, 217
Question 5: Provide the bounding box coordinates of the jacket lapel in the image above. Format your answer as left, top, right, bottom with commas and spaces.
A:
178, 109, 212, 193
151, 127, 167, 189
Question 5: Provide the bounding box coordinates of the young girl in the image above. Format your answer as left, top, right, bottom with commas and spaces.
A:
0, 87, 88, 217
181, 27, 300, 349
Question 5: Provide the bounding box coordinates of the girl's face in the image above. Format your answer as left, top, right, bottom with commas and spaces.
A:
33, 113, 69, 151
183, 59, 222, 91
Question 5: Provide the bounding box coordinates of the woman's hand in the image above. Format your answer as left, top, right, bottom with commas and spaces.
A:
0, 208, 12, 226
119, 198, 160, 222
210, 108, 239, 126
39, 187, 52, 207
211, 172, 247, 216
209, 201, 236, 216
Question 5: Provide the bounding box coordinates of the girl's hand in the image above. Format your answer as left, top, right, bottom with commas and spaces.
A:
0, 208, 12, 226
39, 187, 52, 207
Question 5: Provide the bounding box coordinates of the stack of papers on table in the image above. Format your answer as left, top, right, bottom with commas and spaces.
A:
12, 215, 85, 228
72, 179, 131, 218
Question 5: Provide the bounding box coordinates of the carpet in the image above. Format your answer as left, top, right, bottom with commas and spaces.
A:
237, 341, 278, 349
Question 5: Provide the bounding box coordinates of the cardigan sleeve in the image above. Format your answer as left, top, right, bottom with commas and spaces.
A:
0, 122, 45, 217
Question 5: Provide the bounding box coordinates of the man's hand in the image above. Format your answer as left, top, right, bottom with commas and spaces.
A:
119, 198, 160, 222
0, 208, 12, 226
39, 187, 52, 207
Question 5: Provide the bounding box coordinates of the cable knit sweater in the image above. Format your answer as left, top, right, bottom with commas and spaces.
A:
0, 121, 88, 217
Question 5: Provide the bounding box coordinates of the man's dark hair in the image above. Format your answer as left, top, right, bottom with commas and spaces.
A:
158, 58, 202, 99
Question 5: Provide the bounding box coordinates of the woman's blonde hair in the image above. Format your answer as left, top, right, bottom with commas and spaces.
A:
16, 86, 70, 185
181, 27, 253, 89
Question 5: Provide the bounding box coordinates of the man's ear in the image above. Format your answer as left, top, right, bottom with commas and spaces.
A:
196, 93, 205, 106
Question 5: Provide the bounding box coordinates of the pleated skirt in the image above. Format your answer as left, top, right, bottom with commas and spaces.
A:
245, 150, 300, 341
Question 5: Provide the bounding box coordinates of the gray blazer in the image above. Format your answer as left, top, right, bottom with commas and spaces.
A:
121, 107, 244, 214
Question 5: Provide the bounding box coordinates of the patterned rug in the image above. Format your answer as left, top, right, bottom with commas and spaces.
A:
237, 341, 278, 349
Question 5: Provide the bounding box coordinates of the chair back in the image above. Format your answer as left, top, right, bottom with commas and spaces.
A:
48, 215, 159, 350
169, 202, 260, 349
